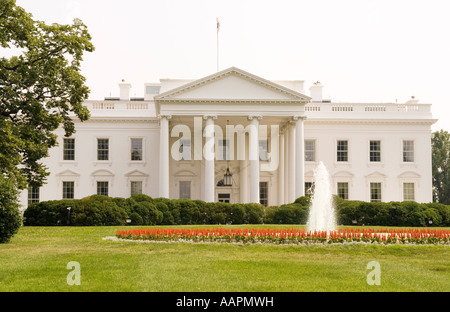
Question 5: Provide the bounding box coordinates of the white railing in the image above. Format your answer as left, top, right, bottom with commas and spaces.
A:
305, 102, 431, 114
332, 105, 353, 112
92, 102, 115, 110
126, 103, 148, 110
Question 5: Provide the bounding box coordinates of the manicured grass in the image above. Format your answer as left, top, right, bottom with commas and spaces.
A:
0, 225, 449, 292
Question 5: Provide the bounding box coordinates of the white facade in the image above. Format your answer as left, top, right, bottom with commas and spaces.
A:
20, 67, 437, 208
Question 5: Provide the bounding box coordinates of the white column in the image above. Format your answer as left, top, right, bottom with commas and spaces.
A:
158, 114, 171, 198
248, 115, 261, 203
294, 115, 306, 198
239, 131, 249, 203
284, 129, 289, 204
278, 127, 285, 206
203, 115, 217, 202
288, 122, 296, 203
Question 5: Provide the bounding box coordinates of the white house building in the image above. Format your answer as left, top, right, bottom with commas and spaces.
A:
20, 67, 437, 208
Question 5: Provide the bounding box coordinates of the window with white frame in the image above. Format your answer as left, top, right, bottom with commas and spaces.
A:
28, 186, 40, 205
337, 182, 349, 200
403, 140, 414, 162
218, 140, 230, 161
259, 181, 268, 206
179, 138, 191, 161
403, 183, 415, 201
97, 139, 109, 161
97, 181, 109, 196
218, 193, 231, 203
259, 139, 269, 161
304, 140, 316, 162
337, 140, 348, 162
63, 138, 75, 161
179, 181, 191, 199
131, 181, 143, 196
305, 182, 315, 198
131, 138, 143, 161
370, 182, 382, 202
62, 181, 74, 199
369, 140, 381, 162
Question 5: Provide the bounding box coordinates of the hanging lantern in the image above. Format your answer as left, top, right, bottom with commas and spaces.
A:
223, 167, 232, 186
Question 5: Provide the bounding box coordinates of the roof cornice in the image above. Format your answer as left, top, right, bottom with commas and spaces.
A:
154, 66, 311, 102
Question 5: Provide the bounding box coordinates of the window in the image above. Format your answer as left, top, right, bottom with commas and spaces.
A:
63, 138, 75, 160
337, 182, 349, 200
131, 181, 143, 196
179, 139, 191, 161
259, 139, 269, 161
218, 193, 231, 203
305, 182, 315, 198
97, 181, 109, 196
370, 183, 382, 202
369, 140, 381, 162
304, 140, 316, 162
63, 181, 74, 199
337, 140, 348, 162
218, 140, 230, 161
28, 187, 40, 205
179, 181, 191, 199
97, 139, 109, 161
259, 181, 268, 206
131, 138, 143, 161
403, 183, 415, 201
403, 140, 414, 162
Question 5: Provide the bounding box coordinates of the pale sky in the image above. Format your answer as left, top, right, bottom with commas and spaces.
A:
12, 0, 450, 131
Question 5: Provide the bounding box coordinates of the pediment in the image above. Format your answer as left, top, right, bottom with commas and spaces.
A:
154, 67, 311, 102
56, 169, 80, 177
365, 171, 387, 179
174, 170, 197, 177
124, 169, 149, 177
91, 169, 114, 177
333, 171, 354, 178
398, 171, 421, 179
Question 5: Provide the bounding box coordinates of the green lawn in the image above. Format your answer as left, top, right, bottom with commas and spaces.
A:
0, 225, 449, 292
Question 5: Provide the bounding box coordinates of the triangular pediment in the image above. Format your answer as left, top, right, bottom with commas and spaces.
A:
91, 169, 114, 177
125, 169, 149, 177
56, 169, 80, 177
154, 67, 311, 102
365, 171, 387, 179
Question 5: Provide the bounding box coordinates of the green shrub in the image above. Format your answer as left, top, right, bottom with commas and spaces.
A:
244, 203, 264, 224
273, 204, 307, 224
229, 204, 246, 224
263, 206, 277, 224
23, 192, 450, 227
0, 177, 22, 243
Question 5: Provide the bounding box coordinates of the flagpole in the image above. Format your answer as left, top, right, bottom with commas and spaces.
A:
216, 18, 220, 72
217, 30, 219, 72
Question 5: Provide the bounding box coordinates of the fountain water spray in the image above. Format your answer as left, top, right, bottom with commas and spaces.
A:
307, 161, 337, 233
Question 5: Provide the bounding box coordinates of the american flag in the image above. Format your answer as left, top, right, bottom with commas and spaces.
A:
217, 18, 220, 34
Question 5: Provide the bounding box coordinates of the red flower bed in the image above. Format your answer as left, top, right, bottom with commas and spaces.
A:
115, 227, 450, 245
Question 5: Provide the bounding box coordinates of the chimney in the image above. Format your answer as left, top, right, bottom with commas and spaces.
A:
309, 81, 323, 102
119, 79, 132, 101
405, 95, 419, 105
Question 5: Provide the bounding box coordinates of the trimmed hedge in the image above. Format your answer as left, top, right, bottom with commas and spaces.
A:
23, 194, 450, 227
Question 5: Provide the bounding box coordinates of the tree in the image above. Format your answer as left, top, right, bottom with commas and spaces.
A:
0, 0, 94, 189
432, 130, 450, 204
0, 175, 22, 243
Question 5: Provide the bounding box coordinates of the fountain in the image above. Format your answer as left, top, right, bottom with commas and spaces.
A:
307, 161, 337, 233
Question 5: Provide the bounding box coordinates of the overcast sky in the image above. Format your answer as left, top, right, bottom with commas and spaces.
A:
13, 0, 450, 131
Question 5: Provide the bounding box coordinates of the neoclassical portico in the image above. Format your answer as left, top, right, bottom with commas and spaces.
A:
154, 67, 310, 205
